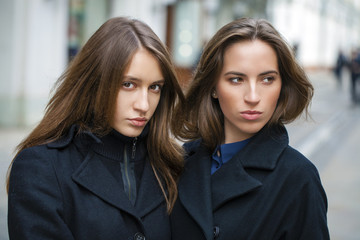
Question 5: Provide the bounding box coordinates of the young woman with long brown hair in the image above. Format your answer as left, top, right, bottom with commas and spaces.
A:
171, 18, 329, 239
7, 17, 184, 240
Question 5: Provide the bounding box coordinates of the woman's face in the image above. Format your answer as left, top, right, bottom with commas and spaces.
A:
112, 48, 164, 137
214, 40, 282, 143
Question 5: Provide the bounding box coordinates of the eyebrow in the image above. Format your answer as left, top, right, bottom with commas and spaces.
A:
153, 79, 165, 85
224, 70, 279, 76
123, 76, 165, 84
259, 70, 279, 76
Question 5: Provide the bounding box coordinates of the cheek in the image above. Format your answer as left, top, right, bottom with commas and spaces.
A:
112, 96, 125, 122
149, 94, 161, 113
266, 88, 282, 110
112, 91, 137, 122
115, 93, 130, 111
217, 84, 240, 104
217, 91, 239, 117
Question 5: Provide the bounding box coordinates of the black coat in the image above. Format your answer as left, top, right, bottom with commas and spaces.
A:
170, 126, 329, 240
8, 126, 170, 240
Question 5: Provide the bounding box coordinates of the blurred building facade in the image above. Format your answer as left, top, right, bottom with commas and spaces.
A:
1, 0, 360, 127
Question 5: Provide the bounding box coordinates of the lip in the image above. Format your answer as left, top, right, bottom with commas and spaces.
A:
240, 110, 262, 120
128, 117, 148, 127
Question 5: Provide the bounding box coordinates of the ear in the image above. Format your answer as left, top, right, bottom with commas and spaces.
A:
211, 90, 218, 99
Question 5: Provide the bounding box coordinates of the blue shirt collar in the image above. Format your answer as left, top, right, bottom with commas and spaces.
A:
211, 138, 251, 174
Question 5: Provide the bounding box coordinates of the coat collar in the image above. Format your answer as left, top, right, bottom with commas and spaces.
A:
47, 125, 101, 149
178, 145, 262, 240
47, 124, 149, 149
71, 151, 165, 218
210, 156, 262, 211
178, 125, 289, 239
49, 125, 165, 219
71, 150, 138, 216
238, 125, 289, 169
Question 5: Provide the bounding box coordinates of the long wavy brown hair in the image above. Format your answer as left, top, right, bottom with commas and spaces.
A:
174, 17, 313, 151
7, 17, 184, 213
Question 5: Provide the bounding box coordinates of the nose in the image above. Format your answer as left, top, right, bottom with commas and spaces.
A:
244, 82, 260, 104
134, 90, 150, 113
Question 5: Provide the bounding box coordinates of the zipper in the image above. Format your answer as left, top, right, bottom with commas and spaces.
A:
131, 137, 137, 159
123, 148, 131, 200
121, 137, 137, 204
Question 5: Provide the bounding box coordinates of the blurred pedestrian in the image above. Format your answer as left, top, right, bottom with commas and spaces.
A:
350, 48, 360, 103
334, 49, 347, 88
171, 18, 329, 239
293, 42, 299, 58
7, 17, 184, 240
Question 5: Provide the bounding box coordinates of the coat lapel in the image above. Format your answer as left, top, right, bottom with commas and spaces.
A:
72, 150, 138, 217
178, 146, 214, 240
211, 154, 262, 210
211, 126, 288, 210
135, 158, 166, 218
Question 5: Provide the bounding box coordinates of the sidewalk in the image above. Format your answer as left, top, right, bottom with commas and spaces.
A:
321, 113, 360, 240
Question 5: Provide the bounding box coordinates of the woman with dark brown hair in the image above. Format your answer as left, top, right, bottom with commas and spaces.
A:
7, 17, 184, 240
171, 18, 329, 239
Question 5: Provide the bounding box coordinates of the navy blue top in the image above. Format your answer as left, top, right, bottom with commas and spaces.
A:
211, 139, 251, 174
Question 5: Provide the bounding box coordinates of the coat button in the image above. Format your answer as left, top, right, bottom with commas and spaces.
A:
213, 226, 220, 239
134, 232, 146, 240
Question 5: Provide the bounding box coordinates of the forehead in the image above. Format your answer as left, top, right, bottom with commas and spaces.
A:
123, 48, 164, 82
222, 40, 278, 71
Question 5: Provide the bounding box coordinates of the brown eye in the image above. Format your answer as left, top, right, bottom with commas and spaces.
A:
150, 84, 162, 93
122, 82, 135, 89
229, 77, 242, 83
263, 76, 275, 84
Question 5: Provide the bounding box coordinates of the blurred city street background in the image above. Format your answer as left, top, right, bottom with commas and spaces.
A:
1, 0, 360, 239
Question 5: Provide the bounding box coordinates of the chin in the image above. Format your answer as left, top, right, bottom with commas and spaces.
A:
128, 133, 141, 138
129, 127, 146, 137
125, 131, 142, 138
241, 124, 264, 136
115, 127, 143, 138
